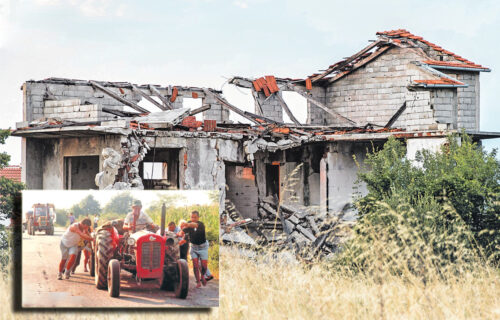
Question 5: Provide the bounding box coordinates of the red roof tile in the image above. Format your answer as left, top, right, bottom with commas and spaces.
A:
376, 29, 487, 69
0, 165, 21, 182
422, 60, 488, 70
414, 77, 464, 86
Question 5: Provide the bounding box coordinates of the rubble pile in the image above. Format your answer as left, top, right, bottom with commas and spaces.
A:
223, 197, 352, 259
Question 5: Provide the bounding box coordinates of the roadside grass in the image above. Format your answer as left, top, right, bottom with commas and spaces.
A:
219, 246, 500, 320
1, 243, 498, 319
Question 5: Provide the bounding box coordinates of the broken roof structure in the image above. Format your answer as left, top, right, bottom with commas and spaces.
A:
13, 29, 500, 256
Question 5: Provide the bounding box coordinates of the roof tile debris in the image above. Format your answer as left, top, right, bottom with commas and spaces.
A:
253, 76, 280, 97
0, 165, 22, 182
422, 59, 489, 70
414, 77, 465, 86
306, 29, 489, 86
376, 29, 488, 69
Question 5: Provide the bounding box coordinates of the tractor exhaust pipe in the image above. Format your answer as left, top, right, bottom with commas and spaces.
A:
160, 203, 166, 236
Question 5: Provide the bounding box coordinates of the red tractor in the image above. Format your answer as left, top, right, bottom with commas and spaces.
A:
91, 204, 189, 298
24, 203, 55, 235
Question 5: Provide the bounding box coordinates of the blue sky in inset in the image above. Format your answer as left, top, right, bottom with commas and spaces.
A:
0, 0, 499, 164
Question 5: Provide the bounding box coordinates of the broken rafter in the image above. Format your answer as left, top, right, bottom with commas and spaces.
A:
243, 110, 284, 125
384, 102, 407, 128
326, 45, 393, 84
148, 85, 173, 110
311, 40, 386, 82
251, 90, 264, 115
274, 92, 301, 125
202, 89, 261, 125
89, 80, 149, 114
102, 107, 139, 117
131, 84, 168, 111
189, 104, 211, 116
286, 83, 357, 126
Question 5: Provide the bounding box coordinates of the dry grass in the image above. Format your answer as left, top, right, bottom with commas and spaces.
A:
1, 246, 499, 319
219, 247, 500, 320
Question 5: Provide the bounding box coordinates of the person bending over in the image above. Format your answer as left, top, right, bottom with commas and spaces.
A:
58, 218, 93, 280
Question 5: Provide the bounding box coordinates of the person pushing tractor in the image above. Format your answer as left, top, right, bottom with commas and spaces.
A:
58, 218, 93, 280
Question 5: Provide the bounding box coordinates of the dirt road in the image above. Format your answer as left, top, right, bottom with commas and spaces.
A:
22, 227, 218, 308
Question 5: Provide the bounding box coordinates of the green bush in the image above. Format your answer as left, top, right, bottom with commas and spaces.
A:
334, 134, 500, 276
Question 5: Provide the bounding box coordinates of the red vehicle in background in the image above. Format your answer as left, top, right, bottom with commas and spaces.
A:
91, 203, 189, 298
24, 203, 55, 235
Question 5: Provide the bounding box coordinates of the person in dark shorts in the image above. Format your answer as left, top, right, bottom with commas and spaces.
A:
182, 211, 209, 288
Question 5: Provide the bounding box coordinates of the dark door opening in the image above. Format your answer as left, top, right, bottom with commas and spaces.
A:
266, 163, 280, 200
140, 148, 180, 190
64, 156, 100, 189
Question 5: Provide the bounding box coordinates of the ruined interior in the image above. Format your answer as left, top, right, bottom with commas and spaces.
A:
13, 29, 500, 255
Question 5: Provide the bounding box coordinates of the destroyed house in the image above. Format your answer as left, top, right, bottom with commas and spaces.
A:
13, 29, 500, 248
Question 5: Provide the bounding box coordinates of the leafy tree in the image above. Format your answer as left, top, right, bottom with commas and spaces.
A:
351, 134, 500, 266
71, 195, 101, 218
103, 192, 136, 216
55, 209, 68, 226
0, 129, 24, 221
0, 129, 24, 274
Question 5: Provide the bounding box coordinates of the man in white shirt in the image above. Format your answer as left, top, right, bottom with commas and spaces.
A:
123, 200, 157, 232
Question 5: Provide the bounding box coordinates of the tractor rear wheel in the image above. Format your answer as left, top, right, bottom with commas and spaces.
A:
174, 259, 189, 299
95, 229, 113, 289
107, 259, 120, 297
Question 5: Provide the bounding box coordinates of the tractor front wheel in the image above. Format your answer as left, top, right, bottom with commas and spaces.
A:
95, 229, 113, 289
107, 259, 120, 297
174, 259, 189, 299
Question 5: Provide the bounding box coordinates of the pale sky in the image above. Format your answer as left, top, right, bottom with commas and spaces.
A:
0, 0, 499, 165
22, 189, 215, 213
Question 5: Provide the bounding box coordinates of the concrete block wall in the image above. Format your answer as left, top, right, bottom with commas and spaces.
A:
322, 47, 424, 128
24, 81, 141, 122
395, 90, 436, 131
42, 99, 123, 122
307, 86, 327, 125
254, 91, 283, 122
202, 94, 230, 122
456, 72, 479, 130
429, 89, 457, 129
171, 96, 184, 109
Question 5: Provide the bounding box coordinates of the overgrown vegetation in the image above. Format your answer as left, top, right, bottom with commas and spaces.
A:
0, 129, 24, 275
333, 134, 499, 278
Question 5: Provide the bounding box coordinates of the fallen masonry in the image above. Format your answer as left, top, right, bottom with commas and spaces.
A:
13, 29, 500, 258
